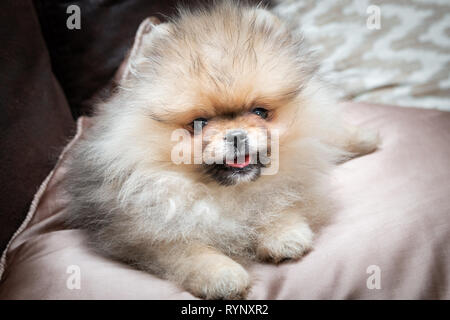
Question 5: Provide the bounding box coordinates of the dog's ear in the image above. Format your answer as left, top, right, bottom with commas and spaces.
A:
115, 16, 164, 84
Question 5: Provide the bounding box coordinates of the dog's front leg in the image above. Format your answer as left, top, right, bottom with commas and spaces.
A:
154, 242, 250, 299
256, 208, 314, 263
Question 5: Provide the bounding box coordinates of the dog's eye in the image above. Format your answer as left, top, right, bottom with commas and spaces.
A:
251, 107, 269, 119
191, 118, 208, 130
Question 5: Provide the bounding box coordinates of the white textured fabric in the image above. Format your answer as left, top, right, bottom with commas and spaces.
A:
274, 0, 450, 111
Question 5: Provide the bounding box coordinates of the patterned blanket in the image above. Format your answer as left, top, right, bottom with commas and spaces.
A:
274, 0, 450, 111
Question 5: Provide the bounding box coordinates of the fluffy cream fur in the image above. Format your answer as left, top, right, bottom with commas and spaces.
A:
64, 1, 378, 299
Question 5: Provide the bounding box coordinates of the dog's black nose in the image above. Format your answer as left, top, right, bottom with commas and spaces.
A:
226, 129, 248, 150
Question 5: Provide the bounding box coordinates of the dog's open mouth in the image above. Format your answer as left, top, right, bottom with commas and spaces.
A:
225, 154, 251, 168
204, 153, 265, 186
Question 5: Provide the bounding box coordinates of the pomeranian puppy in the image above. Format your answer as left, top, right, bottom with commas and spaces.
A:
64, 1, 378, 299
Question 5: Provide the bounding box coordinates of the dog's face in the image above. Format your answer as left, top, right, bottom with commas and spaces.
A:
120, 4, 315, 186
189, 104, 272, 186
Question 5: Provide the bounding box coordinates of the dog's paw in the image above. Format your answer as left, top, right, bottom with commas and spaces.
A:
256, 222, 314, 263
183, 257, 250, 300
346, 126, 380, 156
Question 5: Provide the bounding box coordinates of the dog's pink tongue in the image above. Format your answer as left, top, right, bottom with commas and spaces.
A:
226, 154, 250, 168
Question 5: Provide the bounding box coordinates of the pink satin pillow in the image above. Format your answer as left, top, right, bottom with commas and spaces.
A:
1, 102, 449, 299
